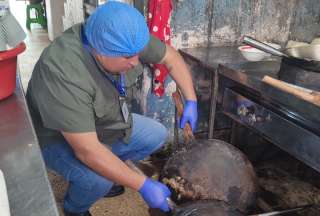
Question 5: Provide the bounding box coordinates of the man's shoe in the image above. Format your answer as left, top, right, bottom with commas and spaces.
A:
104, 184, 125, 198
64, 210, 92, 216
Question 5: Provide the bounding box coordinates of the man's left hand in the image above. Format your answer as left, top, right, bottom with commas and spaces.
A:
180, 100, 198, 132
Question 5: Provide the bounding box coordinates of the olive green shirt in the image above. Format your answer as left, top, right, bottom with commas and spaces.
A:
26, 24, 166, 147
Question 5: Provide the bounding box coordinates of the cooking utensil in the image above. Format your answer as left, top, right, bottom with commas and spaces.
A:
243, 36, 288, 58
172, 90, 195, 143
250, 204, 314, 216
243, 36, 320, 61
262, 75, 320, 107
172, 200, 244, 216
124, 160, 187, 214
242, 36, 320, 73
286, 45, 320, 61
166, 197, 199, 215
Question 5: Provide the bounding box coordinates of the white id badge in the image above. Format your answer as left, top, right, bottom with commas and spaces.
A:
120, 98, 129, 123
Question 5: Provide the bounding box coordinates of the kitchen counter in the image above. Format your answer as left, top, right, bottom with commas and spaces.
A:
0, 72, 59, 216
180, 46, 281, 78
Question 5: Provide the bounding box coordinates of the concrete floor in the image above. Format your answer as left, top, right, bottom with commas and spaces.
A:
48, 170, 150, 216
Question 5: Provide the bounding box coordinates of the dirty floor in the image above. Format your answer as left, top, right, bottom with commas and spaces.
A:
47, 170, 151, 216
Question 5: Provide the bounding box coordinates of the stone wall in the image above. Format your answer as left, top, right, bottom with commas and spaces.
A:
289, 0, 320, 42
171, 0, 320, 48
61, 0, 320, 50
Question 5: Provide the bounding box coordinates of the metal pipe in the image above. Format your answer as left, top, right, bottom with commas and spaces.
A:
250, 204, 314, 216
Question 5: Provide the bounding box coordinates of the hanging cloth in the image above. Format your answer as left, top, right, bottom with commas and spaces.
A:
147, 0, 172, 97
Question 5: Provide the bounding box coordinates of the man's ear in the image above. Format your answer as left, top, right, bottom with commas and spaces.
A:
93, 51, 103, 64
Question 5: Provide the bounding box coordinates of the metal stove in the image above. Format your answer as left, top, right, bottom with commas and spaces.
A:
180, 46, 320, 173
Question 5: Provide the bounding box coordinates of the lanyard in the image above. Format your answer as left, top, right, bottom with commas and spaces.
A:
81, 26, 126, 97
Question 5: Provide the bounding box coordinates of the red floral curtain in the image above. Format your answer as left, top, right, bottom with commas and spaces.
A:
147, 0, 172, 97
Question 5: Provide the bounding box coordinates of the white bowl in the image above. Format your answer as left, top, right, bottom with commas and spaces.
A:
238, 45, 267, 61
238, 43, 281, 61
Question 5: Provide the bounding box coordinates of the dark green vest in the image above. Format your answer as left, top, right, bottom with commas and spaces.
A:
27, 24, 165, 147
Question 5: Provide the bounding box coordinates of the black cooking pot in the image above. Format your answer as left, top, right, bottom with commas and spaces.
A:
161, 139, 258, 212
278, 58, 320, 91
243, 36, 320, 91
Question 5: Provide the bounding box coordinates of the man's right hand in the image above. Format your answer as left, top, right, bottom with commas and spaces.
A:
139, 178, 171, 212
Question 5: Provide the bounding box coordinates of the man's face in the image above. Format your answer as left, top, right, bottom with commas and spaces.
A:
94, 53, 139, 74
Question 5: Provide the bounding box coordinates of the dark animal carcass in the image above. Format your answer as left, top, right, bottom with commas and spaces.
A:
161, 139, 258, 212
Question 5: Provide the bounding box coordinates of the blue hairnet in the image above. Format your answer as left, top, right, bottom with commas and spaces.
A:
84, 1, 150, 57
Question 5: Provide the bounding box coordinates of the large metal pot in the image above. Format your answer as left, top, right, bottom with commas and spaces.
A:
243, 36, 320, 91
165, 92, 258, 213
161, 139, 258, 212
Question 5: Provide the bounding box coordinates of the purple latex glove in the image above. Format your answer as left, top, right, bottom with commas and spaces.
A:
139, 178, 171, 212
180, 100, 198, 131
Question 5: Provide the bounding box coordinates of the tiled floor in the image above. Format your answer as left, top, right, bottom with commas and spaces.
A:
9, 0, 50, 91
